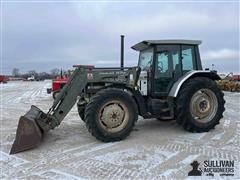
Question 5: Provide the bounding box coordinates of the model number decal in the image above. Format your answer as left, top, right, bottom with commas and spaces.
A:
87, 73, 93, 79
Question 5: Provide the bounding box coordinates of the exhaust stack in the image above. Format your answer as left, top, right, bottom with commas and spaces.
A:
120, 35, 124, 69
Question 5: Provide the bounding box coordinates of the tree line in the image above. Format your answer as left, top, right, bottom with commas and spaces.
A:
12, 68, 68, 80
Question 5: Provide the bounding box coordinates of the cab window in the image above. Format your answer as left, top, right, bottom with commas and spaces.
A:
155, 51, 169, 77
181, 45, 196, 71
154, 45, 181, 94
138, 48, 153, 71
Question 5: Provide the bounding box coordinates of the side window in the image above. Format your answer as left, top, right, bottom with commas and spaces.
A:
156, 51, 169, 74
138, 48, 153, 71
155, 45, 181, 78
154, 45, 180, 94
181, 45, 196, 71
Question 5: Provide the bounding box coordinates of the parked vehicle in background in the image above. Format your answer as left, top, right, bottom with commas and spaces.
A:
27, 75, 35, 81
47, 76, 69, 99
0, 75, 8, 83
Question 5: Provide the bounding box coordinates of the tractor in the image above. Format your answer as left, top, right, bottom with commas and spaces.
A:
47, 70, 69, 99
10, 37, 225, 154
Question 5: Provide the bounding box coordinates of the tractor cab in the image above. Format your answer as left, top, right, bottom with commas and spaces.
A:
132, 40, 202, 96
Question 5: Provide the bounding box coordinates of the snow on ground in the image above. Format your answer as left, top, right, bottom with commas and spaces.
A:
0, 81, 239, 179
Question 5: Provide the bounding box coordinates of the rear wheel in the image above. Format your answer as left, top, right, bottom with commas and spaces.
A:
176, 77, 225, 132
85, 88, 138, 142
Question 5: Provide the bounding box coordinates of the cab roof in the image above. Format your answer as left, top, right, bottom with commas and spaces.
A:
131, 40, 202, 51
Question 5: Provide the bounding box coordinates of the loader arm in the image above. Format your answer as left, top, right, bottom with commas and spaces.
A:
38, 67, 89, 132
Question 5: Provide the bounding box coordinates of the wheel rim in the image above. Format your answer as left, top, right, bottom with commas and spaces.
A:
98, 100, 129, 133
190, 89, 218, 123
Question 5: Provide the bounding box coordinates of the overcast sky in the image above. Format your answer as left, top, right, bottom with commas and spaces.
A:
1, 1, 239, 75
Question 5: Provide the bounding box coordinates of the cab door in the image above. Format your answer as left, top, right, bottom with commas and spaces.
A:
153, 45, 181, 96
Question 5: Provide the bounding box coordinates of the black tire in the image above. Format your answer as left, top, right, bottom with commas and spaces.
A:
52, 91, 59, 99
176, 77, 225, 132
85, 88, 138, 142
77, 104, 86, 122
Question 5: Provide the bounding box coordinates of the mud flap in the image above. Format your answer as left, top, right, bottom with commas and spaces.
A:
10, 106, 45, 154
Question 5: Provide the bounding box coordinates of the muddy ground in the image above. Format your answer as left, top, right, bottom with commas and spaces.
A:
1, 81, 239, 179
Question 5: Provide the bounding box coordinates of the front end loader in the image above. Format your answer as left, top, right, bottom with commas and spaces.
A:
11, 39, 225, 154
10, 66, 139, 154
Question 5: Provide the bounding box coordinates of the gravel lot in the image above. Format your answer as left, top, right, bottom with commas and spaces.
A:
1, 81, 239, 179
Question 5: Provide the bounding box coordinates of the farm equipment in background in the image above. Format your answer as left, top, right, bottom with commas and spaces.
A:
0, 75, 8, 83
217, 73, 240, 92
10, 37, 225, 154
47, 77, 69, 99
47, 70, 69, 99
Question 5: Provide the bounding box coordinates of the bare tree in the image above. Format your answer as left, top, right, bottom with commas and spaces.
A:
38, 72, 52, 80
28, 70, 37, 76
12, 68, 20, 77
50, 68, 60, 76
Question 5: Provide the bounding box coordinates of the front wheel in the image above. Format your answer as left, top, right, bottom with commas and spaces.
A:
85, 88, 138, 142
176, 77, 225, 132
77, 97, 88, 122
77, 103, 86, 122
52, 91, 59, 99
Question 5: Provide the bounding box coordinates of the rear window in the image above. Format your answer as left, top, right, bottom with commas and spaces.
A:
181, 45, 196, 71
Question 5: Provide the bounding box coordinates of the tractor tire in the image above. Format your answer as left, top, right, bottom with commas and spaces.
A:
77, 104, 86, 122
175, 77, 225, 132
85, 88, 138, 142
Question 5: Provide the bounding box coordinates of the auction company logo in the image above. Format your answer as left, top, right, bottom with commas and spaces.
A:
188, 160, 235, 177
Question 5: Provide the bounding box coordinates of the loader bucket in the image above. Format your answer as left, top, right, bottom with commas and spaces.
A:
10, 106, 44, 154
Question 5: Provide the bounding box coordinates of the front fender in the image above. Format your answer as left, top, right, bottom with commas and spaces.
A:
168, 70, 221, 97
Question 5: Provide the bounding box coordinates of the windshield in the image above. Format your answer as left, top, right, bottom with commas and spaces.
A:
138, 48, 153, 71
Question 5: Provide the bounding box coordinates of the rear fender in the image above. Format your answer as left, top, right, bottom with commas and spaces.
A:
169, 70, 221, 97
